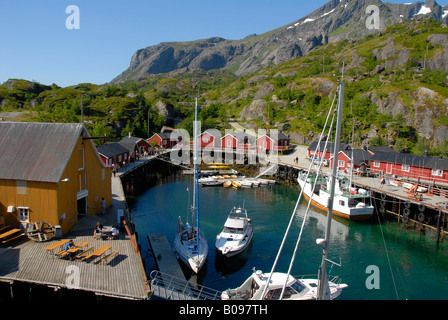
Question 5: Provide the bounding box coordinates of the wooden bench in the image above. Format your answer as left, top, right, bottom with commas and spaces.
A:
101, 250, 120, 264
1, 232, 24, 244
45, 239, 70, 254
0, 228, 23, 244
55, 241, 90, 259
75, 247, 95, 259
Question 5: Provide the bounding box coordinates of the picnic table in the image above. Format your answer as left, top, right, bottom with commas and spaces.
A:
82, 244, 112, 261
45, 239, 70, 254
57, 241, 90, 259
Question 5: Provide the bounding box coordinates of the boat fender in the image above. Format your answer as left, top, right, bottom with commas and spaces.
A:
404, 201, 411, 209
418, 212, 425, 222
403, 208, 411, 216
381, 193, 387, 200
379, 207, 386, 214
380, 200, 386, 207
418, 204, 425, 212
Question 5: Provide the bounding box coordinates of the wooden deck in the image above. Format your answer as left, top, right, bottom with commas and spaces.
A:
0, 232, 149, 299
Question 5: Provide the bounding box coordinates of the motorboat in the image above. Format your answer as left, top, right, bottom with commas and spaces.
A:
221, 269, 347, 300
215, 206, 253, 257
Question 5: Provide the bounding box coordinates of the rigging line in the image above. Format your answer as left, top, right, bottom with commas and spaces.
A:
375, 205, 400, 300
280, 111, 336, 300
261, 93, 338, 299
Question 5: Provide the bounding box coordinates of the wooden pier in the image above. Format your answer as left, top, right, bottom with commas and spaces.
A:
147, 233, 185, 281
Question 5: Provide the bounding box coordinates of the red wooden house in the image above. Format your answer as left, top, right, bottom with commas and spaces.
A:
96, 142, 130, 167
221, 132, 255, 150
369, 150, 448, 184
198, 129, 221, 149
257, 132, 292, 154
307, 140, 351, 160
118, 134, 152, 159
148, 132, 179, 149
332, 149, 372, 172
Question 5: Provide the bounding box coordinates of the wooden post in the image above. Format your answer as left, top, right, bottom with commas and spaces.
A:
437, 209, 442, 244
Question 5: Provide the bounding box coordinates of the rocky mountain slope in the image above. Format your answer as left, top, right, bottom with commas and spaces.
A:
112, 0, 448, 83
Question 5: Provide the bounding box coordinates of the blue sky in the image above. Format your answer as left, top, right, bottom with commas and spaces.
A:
0, 0, 447, 87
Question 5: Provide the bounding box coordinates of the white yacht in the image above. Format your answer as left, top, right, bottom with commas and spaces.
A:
221, 269, 347, 300
215, 206, 253, 257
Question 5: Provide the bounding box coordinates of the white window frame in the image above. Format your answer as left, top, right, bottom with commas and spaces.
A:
17, 207, 30, 222
373, 161, 380, 168
402, 164, 410, 172
338, 160, 345, 167
432, 169, 443, 177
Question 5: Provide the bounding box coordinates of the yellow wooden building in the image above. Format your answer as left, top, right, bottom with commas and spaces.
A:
0, 122, 112, 235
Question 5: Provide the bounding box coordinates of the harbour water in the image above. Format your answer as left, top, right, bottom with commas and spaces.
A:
128, 171, 448, 300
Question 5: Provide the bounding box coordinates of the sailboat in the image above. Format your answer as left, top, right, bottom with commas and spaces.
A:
222, 81, 348, 300
173, 97, 208, 274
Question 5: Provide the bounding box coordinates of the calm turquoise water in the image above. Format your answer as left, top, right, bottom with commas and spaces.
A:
128, 172, 448, 300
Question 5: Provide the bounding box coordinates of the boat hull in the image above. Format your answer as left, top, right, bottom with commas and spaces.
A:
298, 177, 374, 221
215, 227, 254, 258
174, 231, 208, 273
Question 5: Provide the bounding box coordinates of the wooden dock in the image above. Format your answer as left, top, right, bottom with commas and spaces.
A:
147, 233, 185, 280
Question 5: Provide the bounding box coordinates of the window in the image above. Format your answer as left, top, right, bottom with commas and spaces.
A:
17, 180, 27, 195
402, 164, 410, 172
339, 200, 345, 207
373, 161, 380, 168
432, 169, 443, 177
338, 160, 345, 167
17, 207, 29, 222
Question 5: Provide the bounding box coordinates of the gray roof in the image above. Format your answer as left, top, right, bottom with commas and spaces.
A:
0, 122, 86, 183
308, 140, 351, 153
97, 142, 129, 158
118, 136, 147, 152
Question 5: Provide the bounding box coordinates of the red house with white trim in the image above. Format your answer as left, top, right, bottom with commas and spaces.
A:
257, 132, 292, 153
332, 149, 371, 172
369, 150, 448, 185
198, 129, 221, 149
308, 140, 351, 160
148, 132, 179, 149
221, 132, 255, 150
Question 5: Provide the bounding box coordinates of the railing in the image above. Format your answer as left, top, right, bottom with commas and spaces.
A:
150, 270, 222, 300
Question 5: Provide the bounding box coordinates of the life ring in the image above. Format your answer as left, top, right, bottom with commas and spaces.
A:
380, 200, 386, 207
379, 207, 386, 214
403, 208, 410, 216
381, 193, 387, 200
418, 212, 425, 222
418, 204, 425, 212
404, 201, 411, 209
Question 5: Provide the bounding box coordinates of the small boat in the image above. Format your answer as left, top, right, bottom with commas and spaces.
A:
201, 180, 224, 187
231, 181, 241, 188
221, 270, 346, 300
223, 181, 232, 188
215, 206, 254, 257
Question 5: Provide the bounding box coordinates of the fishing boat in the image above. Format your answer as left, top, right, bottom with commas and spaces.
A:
223, 81, 348, 300
173, 97, 208, 274
215, 206, 254, 257
297, 171, 374, 221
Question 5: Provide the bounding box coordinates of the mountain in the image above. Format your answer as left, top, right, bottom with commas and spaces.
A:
112, 0, 448, 83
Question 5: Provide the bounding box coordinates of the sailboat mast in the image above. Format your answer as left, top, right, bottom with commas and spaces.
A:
317, 81, 344, 300
194, 97, 200, 257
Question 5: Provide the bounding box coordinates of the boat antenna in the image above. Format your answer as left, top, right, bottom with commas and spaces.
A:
317, 81, 345, 300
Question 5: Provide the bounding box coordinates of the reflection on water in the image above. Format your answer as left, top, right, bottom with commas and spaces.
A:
128, 171, 448, 300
